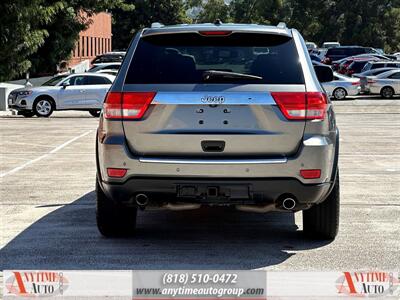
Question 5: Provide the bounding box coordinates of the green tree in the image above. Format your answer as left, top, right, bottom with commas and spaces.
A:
0, 1, 64, 81
195, 0, 232, 23
112, 0, 189, 50
0, 0, 130, 81
282, 0, 400, 51
230, 0, 284, 24
335, 0, 400, 51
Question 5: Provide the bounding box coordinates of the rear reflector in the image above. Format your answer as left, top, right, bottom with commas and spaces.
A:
300, 169, 321, 179
107, 168, 127, 178
104, 92, 156, 119
199, 31, 232, 36
271, 92, 327, 120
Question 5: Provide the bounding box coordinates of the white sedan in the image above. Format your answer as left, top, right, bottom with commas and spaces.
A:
322, 72, 361, 100
367, 69, 400, 98
8, 73, 115, 117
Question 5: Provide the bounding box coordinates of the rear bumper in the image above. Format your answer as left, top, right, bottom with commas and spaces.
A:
347, 85, 361, 96
360, 84, 370, 93
99, 177, 333, 209
98, 134, 337, 185
369, 85, 382, 94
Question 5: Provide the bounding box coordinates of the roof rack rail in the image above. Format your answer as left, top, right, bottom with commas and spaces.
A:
151, 22, 164, 28
277, 22, 287, 29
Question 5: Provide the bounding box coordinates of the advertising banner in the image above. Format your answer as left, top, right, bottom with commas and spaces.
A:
2, 270, 399, 299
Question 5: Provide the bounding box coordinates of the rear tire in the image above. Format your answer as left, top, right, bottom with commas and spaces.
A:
89, 110, 100, 117
380, 86, 394, 99
303, 173, 340, 240
96, 178, 137, 237
333, 88, 347, 100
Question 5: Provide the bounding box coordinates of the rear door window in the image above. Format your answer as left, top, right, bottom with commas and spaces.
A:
387, 63, 400, 68
87, 76, 111, 85
63, 76, 87, 86
125, 33, 304, 84
389, 72, 400, 79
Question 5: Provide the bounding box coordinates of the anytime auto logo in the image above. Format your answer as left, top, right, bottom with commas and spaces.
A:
5, 271, 69, 297
336, 272, 399, 297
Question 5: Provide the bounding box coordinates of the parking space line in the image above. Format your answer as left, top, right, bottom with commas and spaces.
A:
0, 130, 93, 178
2, 141, 55, 148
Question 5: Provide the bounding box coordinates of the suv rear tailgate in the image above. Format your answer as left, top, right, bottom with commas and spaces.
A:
122, 86, 306, 157
121, 31, 306, 157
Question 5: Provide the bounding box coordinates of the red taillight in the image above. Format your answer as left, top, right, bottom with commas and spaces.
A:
104, 92, 122, 119
104, 92, 156, 119
107, 168, 127, 178
351, 81, 360, 85
199, 31, 232, 36
271, 92, 327, 120
300, 169, 321, 179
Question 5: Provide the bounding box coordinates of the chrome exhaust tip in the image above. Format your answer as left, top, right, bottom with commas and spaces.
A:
135, 193, 149, 207
282, 197, 296, 210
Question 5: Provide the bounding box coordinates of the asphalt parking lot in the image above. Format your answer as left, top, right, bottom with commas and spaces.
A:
0, 97, 399, 272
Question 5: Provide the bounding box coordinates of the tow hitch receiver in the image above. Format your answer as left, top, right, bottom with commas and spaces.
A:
177, 184, 251, 202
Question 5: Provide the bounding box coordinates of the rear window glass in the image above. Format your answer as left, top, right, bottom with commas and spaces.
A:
92, 55, 124, 64
371, 63, 386, 69
125, 33, 304, 84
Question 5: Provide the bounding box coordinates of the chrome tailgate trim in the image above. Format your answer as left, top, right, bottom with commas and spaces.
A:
139, 157, 288, 164
152, 92, 276, 105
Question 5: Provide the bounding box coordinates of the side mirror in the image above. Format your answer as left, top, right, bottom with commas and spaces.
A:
61, 81, 70, 89
314, 65, 334, 83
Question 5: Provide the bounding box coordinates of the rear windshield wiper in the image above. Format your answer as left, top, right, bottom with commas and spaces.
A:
202, 70, 263, 82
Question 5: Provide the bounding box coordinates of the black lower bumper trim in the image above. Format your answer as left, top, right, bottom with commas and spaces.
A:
100, 177, 332, 208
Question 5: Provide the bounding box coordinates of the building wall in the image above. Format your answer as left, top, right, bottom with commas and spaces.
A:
69, 12, 112, 67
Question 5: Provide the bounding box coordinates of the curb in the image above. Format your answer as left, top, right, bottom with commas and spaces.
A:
0, 110, 17, 117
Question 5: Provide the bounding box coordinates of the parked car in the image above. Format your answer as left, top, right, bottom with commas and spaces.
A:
353, 67, 397, 93
96, 69, 119, 76
373, 48, 384, 55
323, 46, 377, 64
95, 22, 340, 240
92, 52, 125, 64
367, 69, 400, 98
322, 72, 360, 100
352, 53, 392, 60
310, 54, 322, 62
361, 61, 400, 73
310, 48, 328, 60
322, 42, 340, 49
88, 62, 121, 73
331, 54, 386, 71
331, 58, 346, 71
8, 73, 115, 117
345, 59, 376, 76
306, 42, 318, 52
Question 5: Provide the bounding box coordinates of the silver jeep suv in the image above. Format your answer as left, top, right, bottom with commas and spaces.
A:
96, 22, 339, 239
